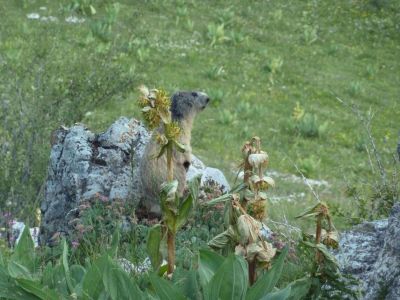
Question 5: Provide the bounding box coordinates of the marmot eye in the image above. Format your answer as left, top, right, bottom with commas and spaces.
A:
183, 161, 191, 171
191, 92, 198, 97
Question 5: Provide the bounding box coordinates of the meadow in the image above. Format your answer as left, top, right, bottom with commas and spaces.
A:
0, 0, 399, 298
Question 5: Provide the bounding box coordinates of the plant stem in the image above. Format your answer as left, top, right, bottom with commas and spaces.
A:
167, 147, 173, 182
166, 146, 175, 276
167, 230, 175, 275
249, 259, 257, 285
315, 215, 322, 263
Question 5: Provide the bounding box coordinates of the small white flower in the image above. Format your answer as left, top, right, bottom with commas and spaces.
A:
65, 16, 85, 24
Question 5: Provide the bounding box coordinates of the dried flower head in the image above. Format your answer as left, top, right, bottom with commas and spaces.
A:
247, 241, 276, 267
155, 133, 168, 146
321, 229, 339, 249
237, 214, 261, 246
247, 200, 267, 221
138, 85, 172, 130
248, 152, 269, 169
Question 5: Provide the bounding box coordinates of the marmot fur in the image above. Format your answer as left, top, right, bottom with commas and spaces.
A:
139, 91, 210, 215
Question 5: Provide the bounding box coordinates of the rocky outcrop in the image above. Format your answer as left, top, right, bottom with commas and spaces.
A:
335, 202, 400, 300
40, 117, 230, 243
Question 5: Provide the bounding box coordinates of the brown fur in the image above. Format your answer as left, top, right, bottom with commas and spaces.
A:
139, 91, 209, 215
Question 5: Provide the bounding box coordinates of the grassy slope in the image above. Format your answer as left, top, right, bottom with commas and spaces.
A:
1, 0, 399, 227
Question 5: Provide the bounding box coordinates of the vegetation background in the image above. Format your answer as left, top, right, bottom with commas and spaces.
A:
1, 0, 399, 228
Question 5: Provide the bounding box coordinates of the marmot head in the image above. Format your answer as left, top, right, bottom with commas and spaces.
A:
170, 91, 210, 121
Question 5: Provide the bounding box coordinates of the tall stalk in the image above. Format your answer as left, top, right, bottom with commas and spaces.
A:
166, 146, 175, 276
315, 215, 322, 263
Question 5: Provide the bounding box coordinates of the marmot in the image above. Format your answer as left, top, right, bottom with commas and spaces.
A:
139, 91, 210, 215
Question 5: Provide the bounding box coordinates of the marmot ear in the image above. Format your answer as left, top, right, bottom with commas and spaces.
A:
191, 92, 198, 97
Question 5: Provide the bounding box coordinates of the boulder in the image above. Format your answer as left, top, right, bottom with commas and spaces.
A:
40, 117, 230, 243
335, 202, 400, 300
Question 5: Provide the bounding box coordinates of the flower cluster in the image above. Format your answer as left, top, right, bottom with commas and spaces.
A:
242, 136, 275, 221
137, 85, 171, 130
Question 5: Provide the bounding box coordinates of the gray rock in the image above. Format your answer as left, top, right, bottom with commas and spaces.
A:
10, 221, 39, 248
335, 202, 400, 299
40, 117, 230, 243
40, 118, 150, 243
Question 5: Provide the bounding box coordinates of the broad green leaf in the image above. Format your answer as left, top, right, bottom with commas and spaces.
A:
147, 224, 163, 271
82, 255, 108, 300
207, 226, 235, 250
16, 278, 60, 300
188, 175, 201, 208
11, 226, 36, 273
149, 273, 186, 300
197, 249, 224, 289
246, 246, 289, 300
103, 257, 143, 300
286, 277, 312, 300
41, 262, 54, 288
0, 267, 38, 300
52, 264, 69, 296
160, 180, 179, 231
70, 264, 86, 290
62, 239, 74, 294
173, 269, 200, 300
260, 286, 291, 300
300, 241, 339, 267
295, 203, 320, 219
176, 194, 193, 230
107, 227, 120, 258
158, 263, 168, 277
230, 182, 248, 194
8, 260, 33, 279
160, 180, 179, 199
203, 193, 233, 206
314, 243, 339, 267
208, 254, 248, 300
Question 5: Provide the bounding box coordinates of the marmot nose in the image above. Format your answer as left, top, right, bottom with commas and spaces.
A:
206, 97, 210, 103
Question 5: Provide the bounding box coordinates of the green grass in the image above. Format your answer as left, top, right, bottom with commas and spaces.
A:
1, 0, 399, 224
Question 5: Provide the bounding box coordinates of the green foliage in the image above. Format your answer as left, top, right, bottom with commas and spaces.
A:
68, 197, 136, 264
0, 225, 310, 300
0, 4, 135, 217
64, 0, 98, 15
246, 247, 288, 300
290, 113, 328, 139
1, 0, 400, 225
296, 156, 320, 178
147, 224, 163, 271
90, 3, 121, 42
206, 23, 228, 46
208, 254, 248, 300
